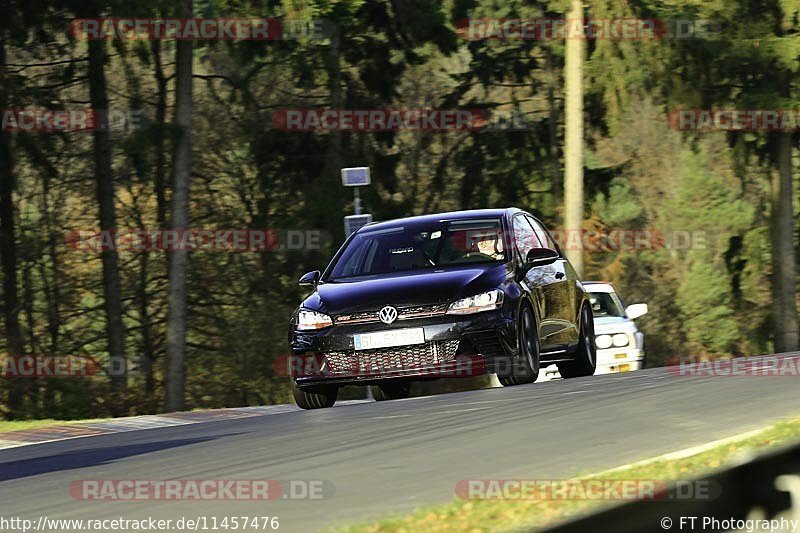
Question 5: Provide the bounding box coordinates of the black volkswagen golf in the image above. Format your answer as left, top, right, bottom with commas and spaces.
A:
288, 208, 596, 409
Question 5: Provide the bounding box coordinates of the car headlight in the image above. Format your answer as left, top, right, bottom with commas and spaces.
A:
296, 309, 333, 330
447, 290, 504, 315
595, 335, 612, 349
612, 333, 630, 347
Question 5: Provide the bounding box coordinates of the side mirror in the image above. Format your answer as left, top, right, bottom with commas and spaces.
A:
299, 270, 321, 287
525, 248, 559, 267
626, 303, 648, 320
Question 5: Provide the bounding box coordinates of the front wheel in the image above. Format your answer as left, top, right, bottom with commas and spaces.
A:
558, 304, 597, 378
499, 304, 540, 386
370, 380, 411, 401
292, 381, 338, 409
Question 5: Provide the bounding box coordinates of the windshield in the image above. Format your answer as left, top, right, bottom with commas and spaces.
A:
588, 291, 626, 318
326, 218, 506, 280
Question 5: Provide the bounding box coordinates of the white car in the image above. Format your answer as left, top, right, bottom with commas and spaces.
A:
584, 281, 647, 374
536, 282, 647, 381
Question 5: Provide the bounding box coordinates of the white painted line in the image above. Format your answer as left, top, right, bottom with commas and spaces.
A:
598, 427, 769, 475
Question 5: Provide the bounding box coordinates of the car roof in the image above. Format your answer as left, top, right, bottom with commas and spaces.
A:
360, 208, 523, 232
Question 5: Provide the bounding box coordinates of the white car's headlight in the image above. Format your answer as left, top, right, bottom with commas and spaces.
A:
296, 309, 333, 330
447, 290, 504, 315
612, 333, 630, 347
595, 334, 612, 349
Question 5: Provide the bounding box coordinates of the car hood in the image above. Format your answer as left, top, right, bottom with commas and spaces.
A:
303, 264, 510, 315
593, 315, 637, 334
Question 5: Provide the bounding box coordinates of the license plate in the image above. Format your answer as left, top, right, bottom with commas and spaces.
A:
353, 328, 425, 351
614, 353, 628, 360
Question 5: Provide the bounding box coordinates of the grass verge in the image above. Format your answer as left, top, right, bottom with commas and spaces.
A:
336, 416, 800, 532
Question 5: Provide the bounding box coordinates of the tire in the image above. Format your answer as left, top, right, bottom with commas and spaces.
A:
499, 303, 540, 386
370, 380, 411, 401
292, 381, 338, 409
558, 303, 597, 378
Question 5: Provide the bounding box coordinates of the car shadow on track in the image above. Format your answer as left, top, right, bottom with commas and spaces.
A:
0, 435, 236, 481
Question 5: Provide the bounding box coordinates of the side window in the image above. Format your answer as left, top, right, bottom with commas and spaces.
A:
513, 215, 542, 261
527, 216, 559, 252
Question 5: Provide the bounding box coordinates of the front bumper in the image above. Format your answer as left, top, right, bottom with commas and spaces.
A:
289, 311, 515, 387
594, 347, 644, 374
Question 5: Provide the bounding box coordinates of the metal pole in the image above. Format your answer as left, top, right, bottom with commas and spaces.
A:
563, 0, 585, 277
354, 187, 361, 215
353, 185, 371, 400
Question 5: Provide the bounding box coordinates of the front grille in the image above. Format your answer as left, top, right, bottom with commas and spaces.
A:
333, 310, 379, 325
322, 340, 459, 374
334, 303, 448, 325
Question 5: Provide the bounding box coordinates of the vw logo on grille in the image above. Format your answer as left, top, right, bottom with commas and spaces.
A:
379, 306, 398, 324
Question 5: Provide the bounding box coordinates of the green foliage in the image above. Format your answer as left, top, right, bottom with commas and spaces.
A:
676, 258, 741, 355
591, 178, 641, 227
0, 0, 797, 418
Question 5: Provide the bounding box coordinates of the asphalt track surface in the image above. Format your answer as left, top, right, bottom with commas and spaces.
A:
1, 363, 799, 532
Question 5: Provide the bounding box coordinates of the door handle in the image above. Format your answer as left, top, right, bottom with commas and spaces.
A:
555, 272, 565, 280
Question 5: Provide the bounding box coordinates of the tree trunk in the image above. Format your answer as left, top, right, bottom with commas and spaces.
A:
40, 170, 62, 359
87, 38, 127, 396
770, 132, 799, 352
138, 251, 156, 397
0, 35, 27, 418
563, 0, 584, 276
545, 47, 561, 222
136, 39, 170, 397
313, 26, 343, 230
164, 0, 193, 412
151, 40, 168, 229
